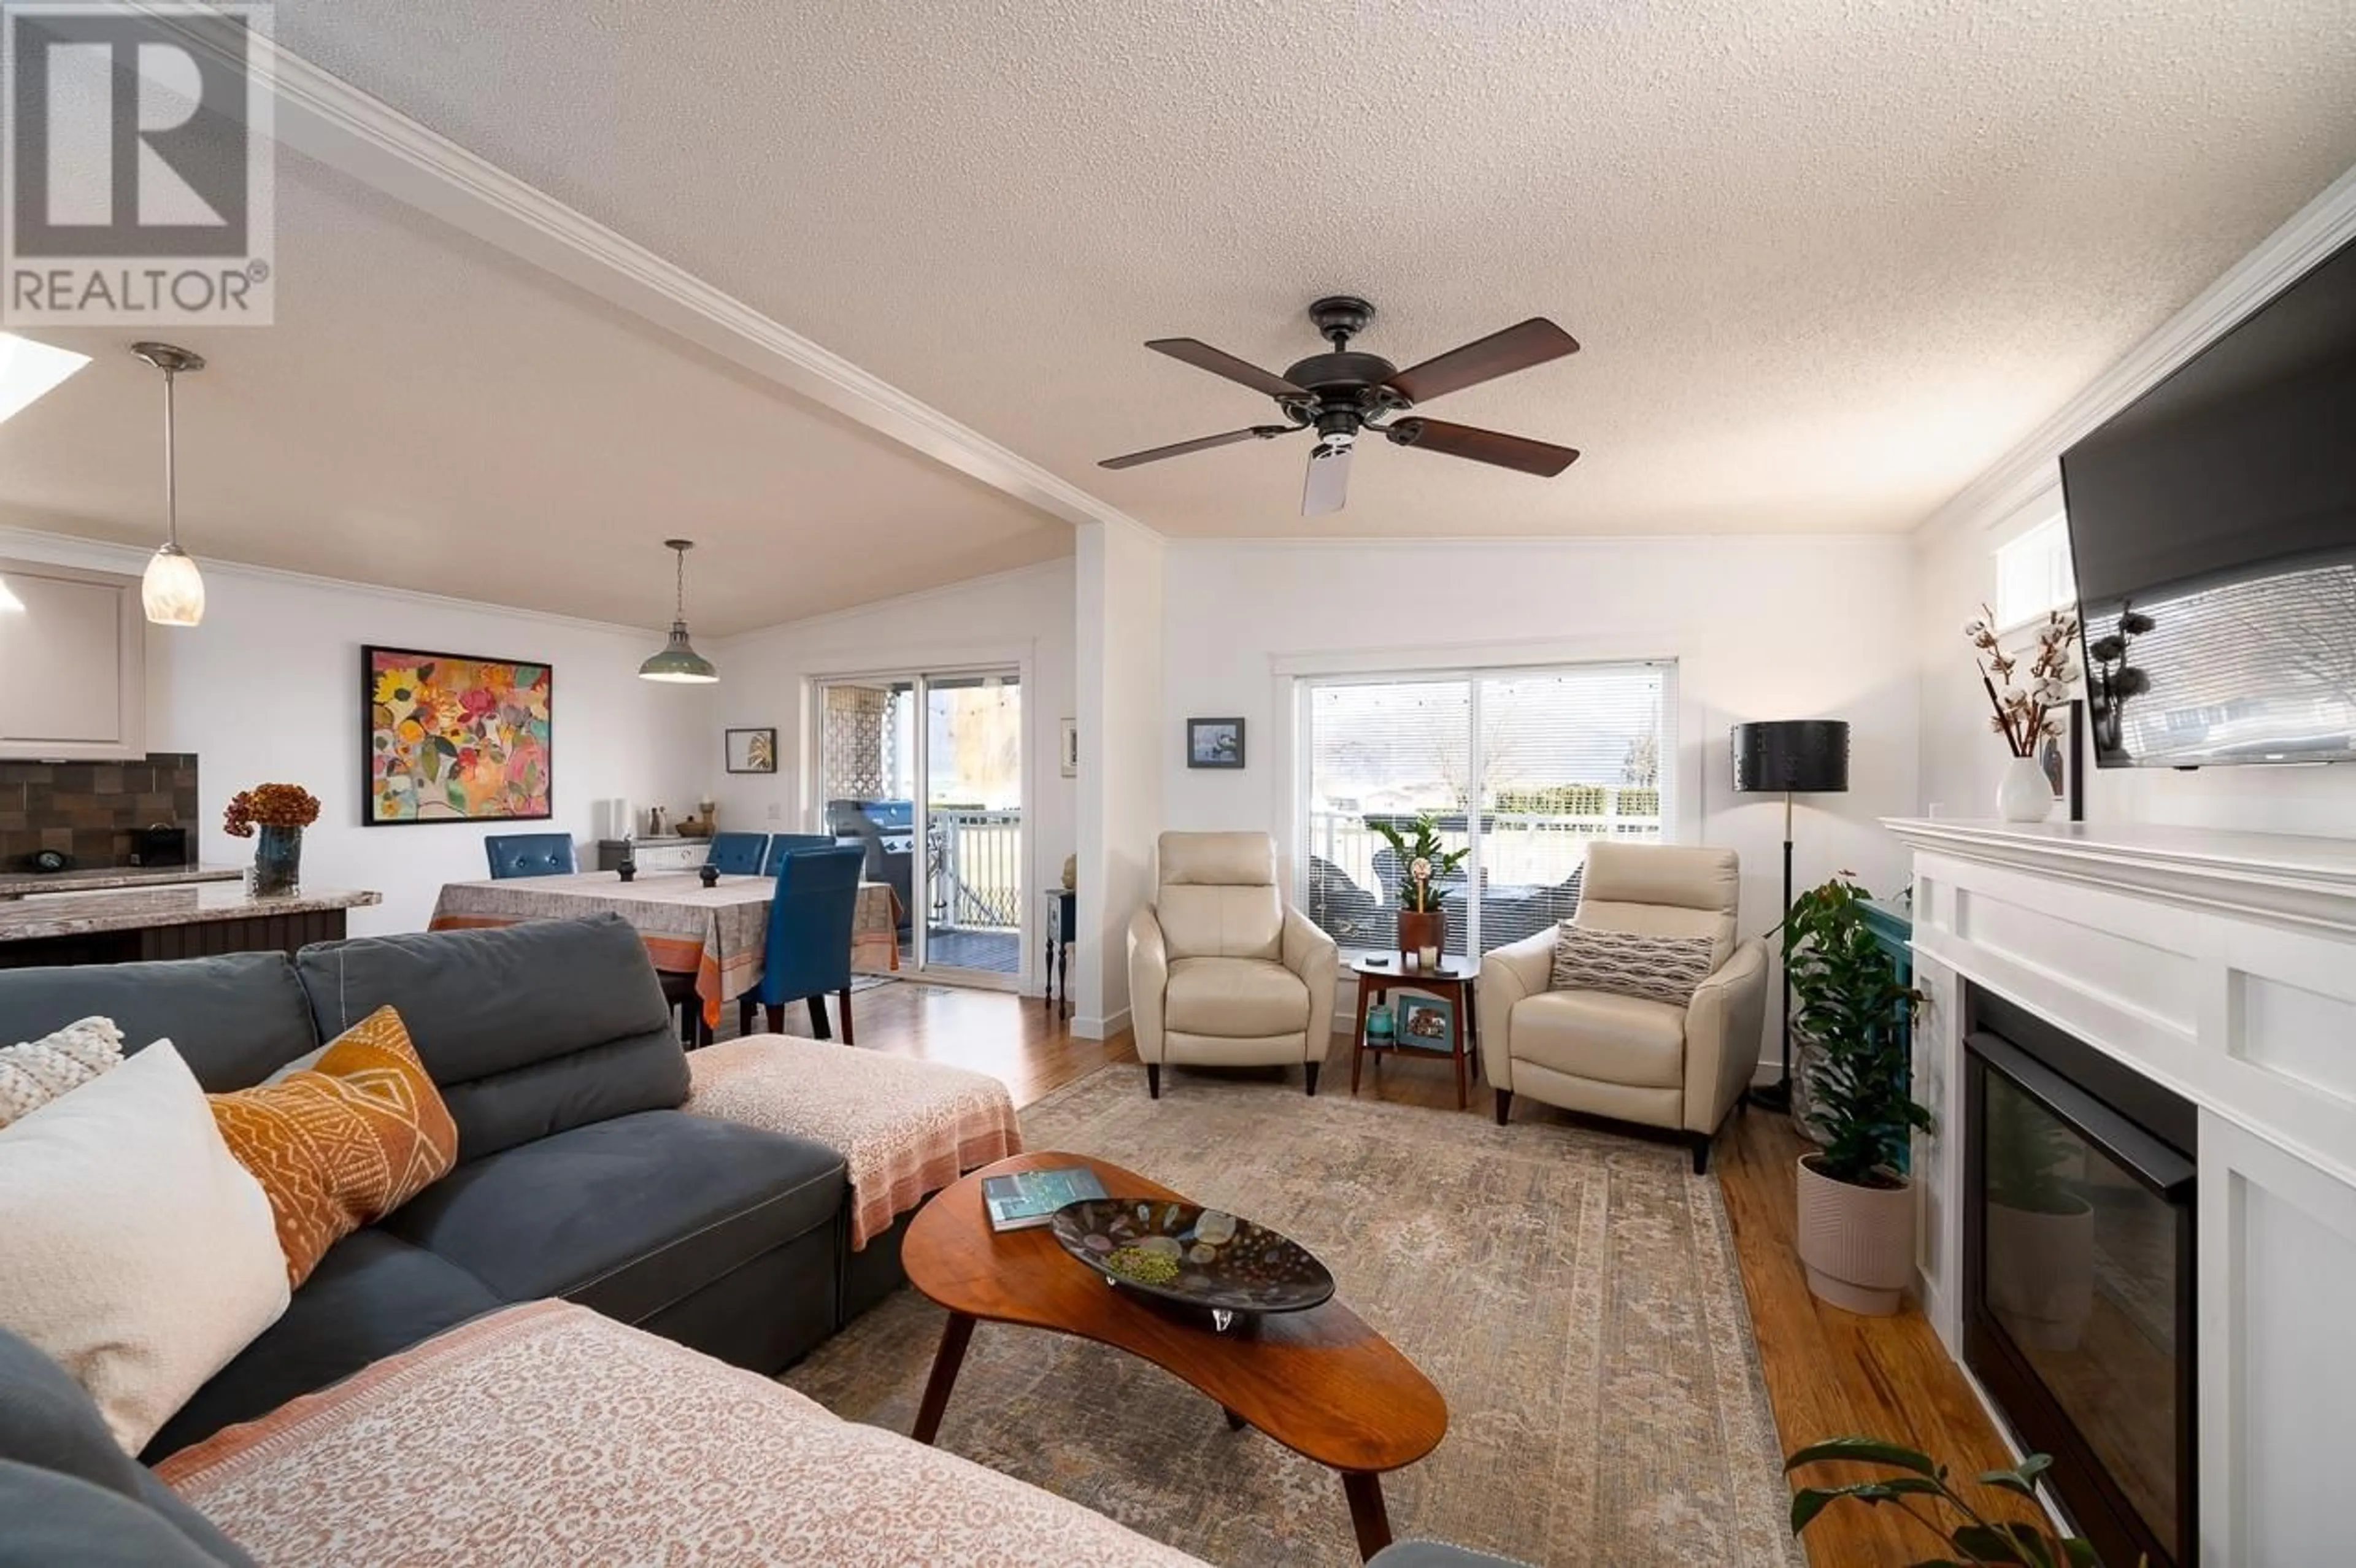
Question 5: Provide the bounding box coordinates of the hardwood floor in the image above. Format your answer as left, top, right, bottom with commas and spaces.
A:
783, 983, 2022, 1566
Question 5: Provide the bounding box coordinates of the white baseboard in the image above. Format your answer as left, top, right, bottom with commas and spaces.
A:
1071, 1007, 1129, 1041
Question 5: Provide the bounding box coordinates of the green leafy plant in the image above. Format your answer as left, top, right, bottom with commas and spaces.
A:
1781, 877, 1931, 1186
1364, 813, 1470, 912
1787, 1437, 2104, 1567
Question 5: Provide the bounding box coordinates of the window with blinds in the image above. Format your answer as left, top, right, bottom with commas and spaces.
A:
1298, 662, 1673, 956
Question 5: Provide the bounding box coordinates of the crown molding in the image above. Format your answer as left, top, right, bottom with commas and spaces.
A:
128, 4, 1155, 544
1915, 159, 2356, 550
0, 523, 666, 640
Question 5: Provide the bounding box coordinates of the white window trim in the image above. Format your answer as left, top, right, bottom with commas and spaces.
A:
1266, 643, 1693, 948
1993, 513, 2077, 635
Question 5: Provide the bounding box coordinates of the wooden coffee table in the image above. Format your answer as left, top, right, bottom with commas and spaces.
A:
903, 1151, 1448, 1560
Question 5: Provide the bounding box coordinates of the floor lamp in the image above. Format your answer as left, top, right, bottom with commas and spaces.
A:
1731, 719, 1850, 1112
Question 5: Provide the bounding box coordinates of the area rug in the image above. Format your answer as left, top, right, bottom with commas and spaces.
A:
782, 1067, 1805, 1568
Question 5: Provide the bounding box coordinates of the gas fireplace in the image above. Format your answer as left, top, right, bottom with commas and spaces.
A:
1963, 985, 2196, 1568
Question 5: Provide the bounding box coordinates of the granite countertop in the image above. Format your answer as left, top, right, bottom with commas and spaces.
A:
0, 864, 244, 899
0, 883, 383, 942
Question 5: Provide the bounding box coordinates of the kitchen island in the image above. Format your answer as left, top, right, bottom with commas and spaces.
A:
0, 883, 382, 969
0, 864, 243, 900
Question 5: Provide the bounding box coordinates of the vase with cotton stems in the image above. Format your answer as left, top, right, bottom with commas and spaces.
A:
1963, 605, 2079, 823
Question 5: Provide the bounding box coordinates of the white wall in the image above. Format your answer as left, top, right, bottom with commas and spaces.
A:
0, 528, 708, 936
1158, 535, 1920, 1058
1074, 520, 1164, 1035
701, 558, 1077, 990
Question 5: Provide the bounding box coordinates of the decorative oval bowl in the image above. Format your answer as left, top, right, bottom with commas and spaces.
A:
1049, 1197, 1335, 1317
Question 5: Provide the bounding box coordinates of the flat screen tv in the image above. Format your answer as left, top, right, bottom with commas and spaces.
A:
2060, 232, 2356, 769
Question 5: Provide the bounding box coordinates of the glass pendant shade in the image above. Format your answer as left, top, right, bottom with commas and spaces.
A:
639, 621, 718, 683
141, 542, 206, 627
133, 342, 205, 629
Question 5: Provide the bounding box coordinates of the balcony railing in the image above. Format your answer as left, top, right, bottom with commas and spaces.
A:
930, 808, 1022, 931
1304, 796, 1663, 955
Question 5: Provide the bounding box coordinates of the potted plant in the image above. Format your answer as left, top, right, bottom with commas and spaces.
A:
1984, 1077, 2095, 1350
1961, 605, 2079, 823
1787, 1435, 2098, 1566
1784, 877, 1932, 1315
223, 782, 321, 899
1365, 813, 1469, 960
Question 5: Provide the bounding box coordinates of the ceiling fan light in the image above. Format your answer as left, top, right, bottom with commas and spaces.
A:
141, 542, 206, 627
639, 622, 718, 683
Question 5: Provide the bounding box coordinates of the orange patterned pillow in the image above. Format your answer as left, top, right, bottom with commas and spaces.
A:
209, 1005, 458, 1287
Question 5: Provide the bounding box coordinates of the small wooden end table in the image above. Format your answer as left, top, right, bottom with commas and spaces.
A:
1349, 955, 1481, 1110
903, 1151, 1447, 1560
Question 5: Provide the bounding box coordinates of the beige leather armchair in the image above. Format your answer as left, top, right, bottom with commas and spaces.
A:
1128, 832, 1339, 1098
1477, 842, 1767, 1172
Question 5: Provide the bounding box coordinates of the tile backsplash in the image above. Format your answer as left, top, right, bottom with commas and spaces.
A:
0, 753, 199, 870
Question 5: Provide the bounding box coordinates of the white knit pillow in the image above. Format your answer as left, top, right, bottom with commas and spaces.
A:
0, 1040, 291, 1453
0, 1016, 124, 1129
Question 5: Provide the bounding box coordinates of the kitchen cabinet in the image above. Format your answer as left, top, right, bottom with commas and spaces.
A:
0, 559, 147, 761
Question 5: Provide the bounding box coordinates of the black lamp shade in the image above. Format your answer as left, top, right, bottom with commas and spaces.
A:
1731, 720, 1850, 794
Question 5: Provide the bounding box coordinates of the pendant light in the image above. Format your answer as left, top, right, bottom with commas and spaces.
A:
639, 539, 718, 683
132, 342, 206, 627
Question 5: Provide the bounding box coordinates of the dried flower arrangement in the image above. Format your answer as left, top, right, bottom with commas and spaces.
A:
223, 783, 322, 838
1962, 606, 2079, 759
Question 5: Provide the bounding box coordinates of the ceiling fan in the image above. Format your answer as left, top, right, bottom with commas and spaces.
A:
1099, 295, 1581, 517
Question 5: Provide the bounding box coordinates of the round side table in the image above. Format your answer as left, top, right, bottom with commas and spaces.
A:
1348, 955, 1480, 1110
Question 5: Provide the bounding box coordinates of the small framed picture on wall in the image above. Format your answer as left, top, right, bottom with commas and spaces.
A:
1187, 717, 1245, 769
725, 728, 778, 774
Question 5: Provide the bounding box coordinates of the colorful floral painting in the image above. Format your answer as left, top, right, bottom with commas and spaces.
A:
363, 646, 552, 825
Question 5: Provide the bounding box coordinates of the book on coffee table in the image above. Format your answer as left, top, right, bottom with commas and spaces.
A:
982, 1165, 1109, 1231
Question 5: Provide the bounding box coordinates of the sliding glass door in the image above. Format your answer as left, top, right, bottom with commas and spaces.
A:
817, 668, 1023, 988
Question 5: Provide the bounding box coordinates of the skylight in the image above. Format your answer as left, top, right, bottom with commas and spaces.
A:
0, 333, 93, 425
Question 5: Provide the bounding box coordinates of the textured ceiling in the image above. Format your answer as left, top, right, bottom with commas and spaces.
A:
0, 157, 1070, 634
271, 0, 2356, 540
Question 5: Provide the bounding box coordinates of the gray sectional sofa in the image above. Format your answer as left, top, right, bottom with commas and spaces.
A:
0, 913, 858, 1464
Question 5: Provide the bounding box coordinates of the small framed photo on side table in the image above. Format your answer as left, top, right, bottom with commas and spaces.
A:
1187, 717, 1245, 769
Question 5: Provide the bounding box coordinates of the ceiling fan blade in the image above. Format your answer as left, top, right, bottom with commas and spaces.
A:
1145, 338, 1309, 399
1385, 318, 1580, 405
1301, 442, 1354, 517
1098, 425, 1295, 470
1386, 417, 1579, 477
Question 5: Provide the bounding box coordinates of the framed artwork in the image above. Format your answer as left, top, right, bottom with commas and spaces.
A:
2038, 699, 2085, 823
1059, 718, 1079, 778
364, 646, 551, 826
725, 727, 779, 774
1187, 717, 1245, 769
1396, 993, 1455, 1051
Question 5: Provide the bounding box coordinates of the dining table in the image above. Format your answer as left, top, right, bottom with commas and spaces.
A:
429, 870, 900, 1027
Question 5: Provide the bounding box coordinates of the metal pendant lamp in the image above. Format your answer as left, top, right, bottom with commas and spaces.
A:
132, 342, 207, 628
639, 538, 718, 683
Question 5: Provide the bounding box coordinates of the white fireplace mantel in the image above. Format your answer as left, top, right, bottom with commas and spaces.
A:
1886, 817, 2356, 1568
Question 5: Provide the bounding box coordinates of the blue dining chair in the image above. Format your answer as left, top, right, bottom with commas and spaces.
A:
760, 833, 835, 877
485, 832, 576, 879
737, 845, 864, 1043
703, 832, 769, 876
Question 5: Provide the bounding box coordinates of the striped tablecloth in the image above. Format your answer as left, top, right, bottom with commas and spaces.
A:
429, 871, 899, 1023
